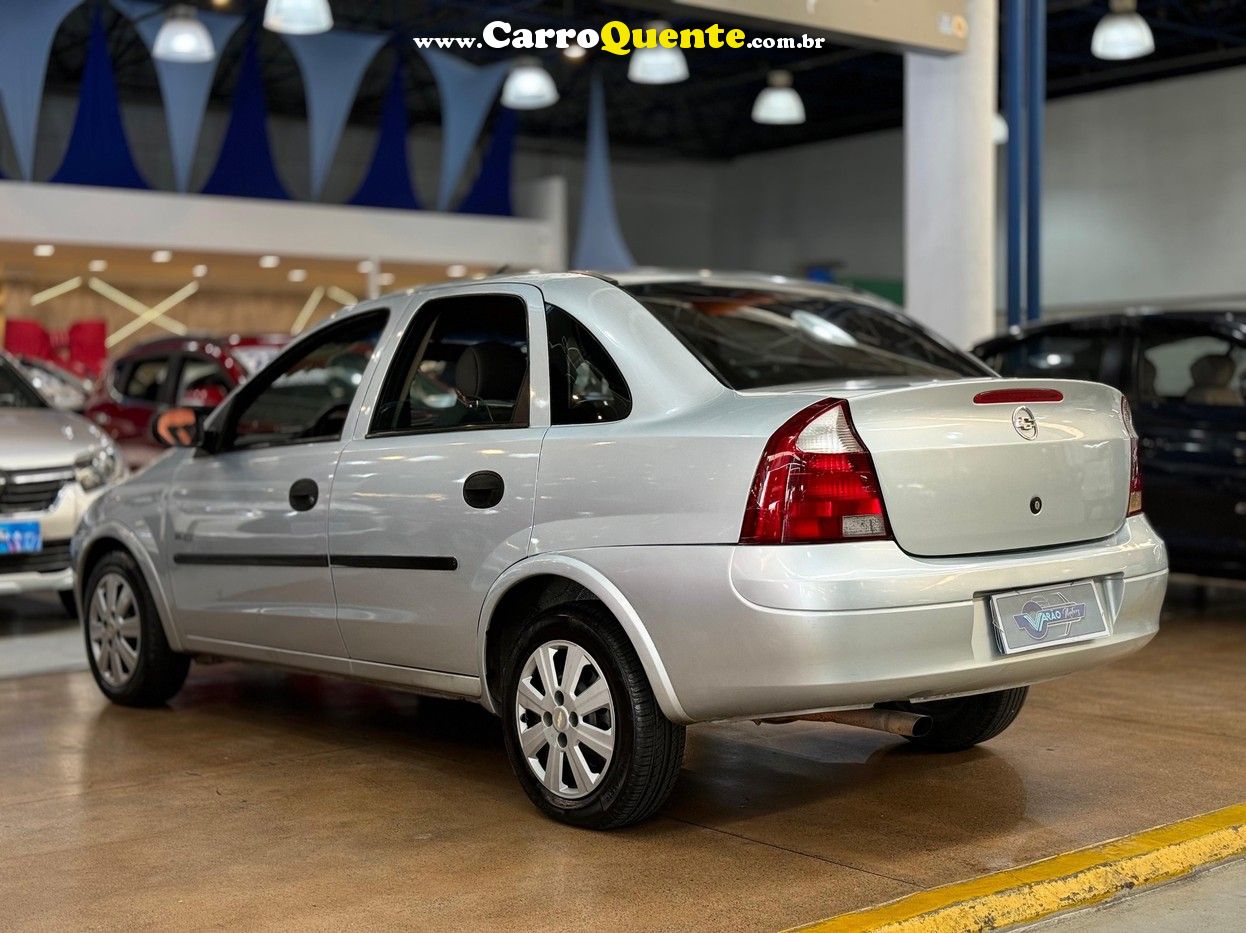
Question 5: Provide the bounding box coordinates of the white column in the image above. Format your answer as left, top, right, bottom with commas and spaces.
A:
903, 0, 997, 349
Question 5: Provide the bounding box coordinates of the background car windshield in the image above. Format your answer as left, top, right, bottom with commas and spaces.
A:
0, 357, 47, 408
622, 283, 987, 390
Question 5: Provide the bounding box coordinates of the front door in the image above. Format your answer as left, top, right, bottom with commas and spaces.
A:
168, 309, 389, 656
1129, 321, 1246, 574
329, 285, 548, 676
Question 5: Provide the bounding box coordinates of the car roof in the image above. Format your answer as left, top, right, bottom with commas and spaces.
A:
117, 333, 289, 357
974, 309, 1246, 348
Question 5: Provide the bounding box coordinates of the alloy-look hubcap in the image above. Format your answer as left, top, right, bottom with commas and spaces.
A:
514, 640, 616, 800
88, 573, 141, 688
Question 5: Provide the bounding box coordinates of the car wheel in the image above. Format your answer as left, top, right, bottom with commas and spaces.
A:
894, 687, 1028, 752
501, 602, 685, 829
83, 551, 190, 707
58, 589, 78, 618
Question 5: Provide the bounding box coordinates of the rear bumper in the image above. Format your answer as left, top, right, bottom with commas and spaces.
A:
561, 516, 1168, 723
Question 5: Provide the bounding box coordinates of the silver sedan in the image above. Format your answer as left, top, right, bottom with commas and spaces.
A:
73, 272, 1167, 828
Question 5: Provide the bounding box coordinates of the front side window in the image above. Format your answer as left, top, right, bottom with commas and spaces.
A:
0, 356, 45, 408
120, 357, 170, 403
372, 294, 529, 435
547, 306, 631, 424
1137, 329, 1245, 407
983, 330, 1113, 383
228, 311, 386, 450
621, 282, 987, 390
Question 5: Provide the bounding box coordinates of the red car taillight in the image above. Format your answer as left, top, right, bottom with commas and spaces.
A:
740, 399, 892, 545
1121, 396, 1143, 516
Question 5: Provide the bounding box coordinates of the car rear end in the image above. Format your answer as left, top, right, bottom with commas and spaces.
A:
537, 276, 1168, 723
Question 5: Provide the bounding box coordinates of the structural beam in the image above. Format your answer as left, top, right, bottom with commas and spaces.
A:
903, 0, 997, 348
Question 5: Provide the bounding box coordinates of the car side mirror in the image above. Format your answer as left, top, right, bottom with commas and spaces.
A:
151, 407, 204, 449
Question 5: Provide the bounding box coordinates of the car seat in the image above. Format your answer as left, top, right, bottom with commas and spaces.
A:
1184, 354, 1243, 406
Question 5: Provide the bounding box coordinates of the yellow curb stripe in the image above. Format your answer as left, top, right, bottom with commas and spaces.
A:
789, 802, 1246, 933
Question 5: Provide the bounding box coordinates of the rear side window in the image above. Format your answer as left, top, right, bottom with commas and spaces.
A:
622, 283, 986, 390
371, 294, 529, 435
119, 357, 170, 403
547, 306, 631, 424
1137, 329, 1245, 407
984, 331, 1112, 383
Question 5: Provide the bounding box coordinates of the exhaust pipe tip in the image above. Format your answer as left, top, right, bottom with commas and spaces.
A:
909, 713, 933, 738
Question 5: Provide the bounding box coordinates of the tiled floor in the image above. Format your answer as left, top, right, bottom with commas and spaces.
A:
0, 586, 1242, 930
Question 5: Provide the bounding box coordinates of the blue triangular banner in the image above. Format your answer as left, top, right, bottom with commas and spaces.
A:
417, 49, 509, 211
572, 78, 634, 270
202, 28, 288, 199
0, 0, 81, 180
456, 108, 516, 216
50, 5, 148, 189
284, 28, 386, 200
112, 0, 244, 192
351, 54, 421, 210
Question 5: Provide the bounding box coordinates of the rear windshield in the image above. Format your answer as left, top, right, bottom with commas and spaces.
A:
622, 282, 988, 390
0, 356, 46, 408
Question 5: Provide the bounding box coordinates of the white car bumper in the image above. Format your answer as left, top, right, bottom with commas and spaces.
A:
0, 479, 102, 599
561, 516, 1168, 723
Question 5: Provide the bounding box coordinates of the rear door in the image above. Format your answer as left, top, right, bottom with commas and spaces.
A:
1126, 319, 1246, 573
329, 284, 548, 676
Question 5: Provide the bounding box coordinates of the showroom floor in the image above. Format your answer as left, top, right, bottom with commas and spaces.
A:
0, 586, 1242, 931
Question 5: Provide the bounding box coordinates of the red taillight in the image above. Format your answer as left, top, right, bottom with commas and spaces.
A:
1121, 396, 1143, 516
740, 399, 892, 545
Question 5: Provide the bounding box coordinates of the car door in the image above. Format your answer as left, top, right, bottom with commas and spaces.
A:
167, 309, 389, 657
1126, 319, 1246, 573
329, 285, 548, 676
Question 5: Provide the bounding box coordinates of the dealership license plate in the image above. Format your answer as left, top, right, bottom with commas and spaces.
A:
0, 521, 42, 555
989, 580, 1109, 655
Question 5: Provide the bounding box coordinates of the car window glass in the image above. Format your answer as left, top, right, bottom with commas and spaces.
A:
120, 357, 170, 403
0, 356, 45, 408
230, 312, 386, 450
621, 282, 986, 389
547, 306, 631, 424
372, 294, 528, 435
1138, 331, 1245, 407
176, 356, 232, 408
984, 331, 1110, 382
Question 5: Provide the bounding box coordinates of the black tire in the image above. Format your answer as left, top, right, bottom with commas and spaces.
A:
501, 601, 685, 829
83, 550, 190, 707
58, 589, 78, 618
894, 687, 1028, 752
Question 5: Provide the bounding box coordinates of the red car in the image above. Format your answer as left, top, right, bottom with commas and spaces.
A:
84, 334, 287, 468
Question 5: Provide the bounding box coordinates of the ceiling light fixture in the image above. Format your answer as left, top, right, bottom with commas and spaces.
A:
564, 44, 587, 62
356, 259, 375, 274
153, 5, 216, 64
192, 264, 208, 278
287, 268, 308, 283
152, 250, 173, 263
259, 255, 280, 268
628, 21, 688, 84
1092, 0, 1154, 60
88, 259, 108, 272
752, 71, 805, 125
501, 57, 559, 109
263, 0, 333, 35
993, 112, 1009, 145
34, 244, 55, 257
378, 272, 396, 286
446, 264, 468, 278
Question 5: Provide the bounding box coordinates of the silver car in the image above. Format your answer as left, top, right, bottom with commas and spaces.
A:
1, 351, 123, 613
73, 272, 1168, 828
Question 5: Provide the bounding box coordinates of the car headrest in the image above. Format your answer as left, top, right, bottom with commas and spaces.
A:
1190, 354, 1234, 388
455, 342, 526, 402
